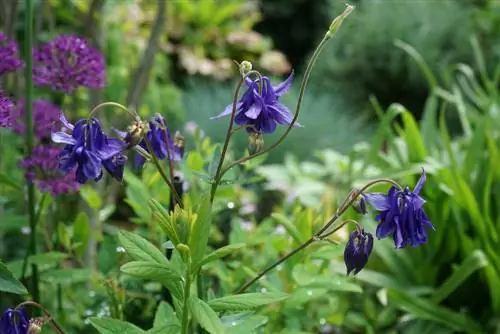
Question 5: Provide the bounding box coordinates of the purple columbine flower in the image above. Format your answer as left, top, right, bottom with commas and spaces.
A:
20, 144, 80, 196
363, 170, 435, 248
211, 72, 299, 134
0, 91, 13, 128
11, 99, 61, 139
0, 307, 30, 334
0, 32, 24, 76
52, 115, 127, 183
135, 115, 183, 168
33, 35, 105, 93
344, 229, 373, 275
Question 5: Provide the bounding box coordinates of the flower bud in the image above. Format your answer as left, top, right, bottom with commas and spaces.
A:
344, 229, 373, 275
352, 193, 367, 215
248, 132, 264, 155
125, 119, 147, 148
239, 60, 252, 75
174, 131, 185, 158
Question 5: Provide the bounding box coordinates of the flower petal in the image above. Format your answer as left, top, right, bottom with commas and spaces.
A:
268, 103, 295, 125
59, 113, 74, 131
273, 70, 294, 97
413, 169, 426, 194
52, 131, 76, 145
211, 102, 242, 120
363, 192, 391, 211
244, 103, 262, 119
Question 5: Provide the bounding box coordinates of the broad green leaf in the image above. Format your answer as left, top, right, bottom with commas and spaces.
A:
120, 261, 183, 300
432, 250, 488, 303
153, 301, 179, 328
271, 213, 304, 243
7, 252, 68, 278
118, 230, 169, 266
221, 313, 268, 333
208, 292, 288, 312
199, 243, 246, 269
146, 324, 180, 334
73, 212, 90, 256
284, 288, 329, 309
0, 261, 28, 294
89, 317, 145, 334
189, 195, 212, 269
80, 185, 102, 209
399, 110, 427, 161
388, 290, 482, 333
189, 296, 225, 334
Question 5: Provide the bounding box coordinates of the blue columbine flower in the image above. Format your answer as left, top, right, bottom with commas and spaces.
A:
52, 115, 127, 183
211, 72, 300, 134
363, 170, 434, 248
344, 229, 373, 275
0, 307, 30, 334
135, 115, 183, 168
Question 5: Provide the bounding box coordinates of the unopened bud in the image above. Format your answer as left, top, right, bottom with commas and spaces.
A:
240, 60, 253, 75
352, 191, 367, 215
125, 119, 147, 148
28, 317, 47, 334
248, 132, 264, 155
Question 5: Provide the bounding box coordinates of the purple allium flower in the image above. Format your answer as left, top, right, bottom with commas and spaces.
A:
344, 229, 373, 275
0, 32, 24, 76
363, 170, 434, 248
135, 114, 183, 168
52, 115, 126, 183
211, 72, 299, 134
20, 144, 80, 196
10, 99, 61, 139
33, 35, 105, 93
0, 91, 13, 128
0, 307, 30, 334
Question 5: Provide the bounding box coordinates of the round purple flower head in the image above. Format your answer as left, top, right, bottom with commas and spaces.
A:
135, 114, 184, 168
363, 170, 435, 248
0, 307, 30, 334
20, 144, 80, 196
33, 35, 105, 93
211, 71, 300, 134
0, 32, 24, 76
344, 229, 374, 275
0, 91, 14, 128
11, 99, 61, 139
52, 115, 127, 183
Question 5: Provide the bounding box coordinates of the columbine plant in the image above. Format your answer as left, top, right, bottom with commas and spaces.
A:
0, 4, 436, 334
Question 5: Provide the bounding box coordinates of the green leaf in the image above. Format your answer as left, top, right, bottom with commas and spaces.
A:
118, 230, 169, 266
0, 261, 28, 294
149, 199, 181, 246
120, 261, 183, 300
431, 250, 488, 304
208, 145, 221, 178
40, 268, 92, 285
0, 172, 21, 191
146, 324, 180, 334
221, 313, 268, 333
271, 213, 304, 243
189, 296, 225, 334
153, 301, 180, 328
208, 292, 288, 312
199, 243, 246, 269
189, 195, 212, 269
80, 185, 102, 209
73, 212, 90, 256
7, 252, 68, 278
89, 317, 145, 334
388, 289, 482, 333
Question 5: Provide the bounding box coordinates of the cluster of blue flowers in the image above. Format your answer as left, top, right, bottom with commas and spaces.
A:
344, 171, 434, 275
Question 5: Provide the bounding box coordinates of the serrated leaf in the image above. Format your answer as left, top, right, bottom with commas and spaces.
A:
153, 301, 179, 328
0, 261, 28, 294
89, 317, 145, 334
120, 261, 183, 300
146, 324, 180, 334
208, 292, 288, 312
199, 243, 246, 269
149, 199, 181, 245
118, 230, 169, 266
189, 195, 212, 269
189, 296, 225, 334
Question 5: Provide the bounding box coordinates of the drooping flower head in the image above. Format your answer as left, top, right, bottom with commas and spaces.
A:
0, 32, 24, 76
0, 307, 30, 334
51, 115, 127, 183
11, 99, 61, 139
135, 114, 184, 168
33, 35, 105, 93
344, 229, 373, 275
20, 144, 80, 196
211, 72, 299, 134
363, 170, 434, 248
0, 91, 13, 128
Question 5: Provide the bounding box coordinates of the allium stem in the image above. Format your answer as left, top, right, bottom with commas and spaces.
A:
210, 70, 262, 202
236, 177, 400, 293
23, 0, 40, 305
219, 5, 355, 180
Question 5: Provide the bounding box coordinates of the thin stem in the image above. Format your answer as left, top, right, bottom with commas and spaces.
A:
237, 237, 316, 293
88, 101, 137, 120
143, 136, 183, 208
15, 301, 66, 334
21, 193, 47, 279
181, 268, 191, 334
24, 0, 39, 304
319, 219, 362, 239
210, 70, 262, 202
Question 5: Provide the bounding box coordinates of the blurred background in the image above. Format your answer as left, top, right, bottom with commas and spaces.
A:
1, 0, 500, 333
